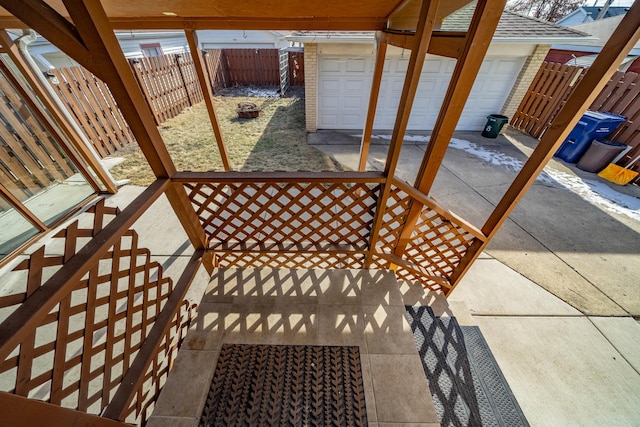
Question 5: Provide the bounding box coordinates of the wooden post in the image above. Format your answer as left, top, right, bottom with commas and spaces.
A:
0, 30, 117, 194
358, 36, 387, 172
185, 29, 231, 171
365, 0, 442, 267
392, 0, 505, 259
449, 0, 640, 294
2, 0, 209, 250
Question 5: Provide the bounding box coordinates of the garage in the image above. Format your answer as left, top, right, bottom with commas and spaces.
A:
317, 54, 525, 131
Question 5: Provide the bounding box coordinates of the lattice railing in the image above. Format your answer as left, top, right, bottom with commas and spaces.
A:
373, 184, 478, 290
185, 180, 380, 250
181, 174, 482, 292
0, 199, 196, 426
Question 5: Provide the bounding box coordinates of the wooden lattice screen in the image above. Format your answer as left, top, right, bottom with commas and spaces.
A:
0, 199, 196, 425
182, 176, 481, 291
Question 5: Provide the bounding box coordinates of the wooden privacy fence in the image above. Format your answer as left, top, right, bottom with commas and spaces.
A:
0, 72, 78, 205
288, 51, 305, 87
49, 66, 135, 158
129, 54, 204, 125
220, 48, 281, 86
511, 61, 640, 180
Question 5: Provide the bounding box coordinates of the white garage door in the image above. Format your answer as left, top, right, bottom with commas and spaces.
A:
317, 55, 524, 131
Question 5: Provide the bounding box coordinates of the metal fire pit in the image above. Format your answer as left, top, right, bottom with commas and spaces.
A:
236, 102, 261, 119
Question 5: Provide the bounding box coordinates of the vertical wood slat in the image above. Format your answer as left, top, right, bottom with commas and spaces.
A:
511, 61, 640, 179
49, 67, 135, 158
0, 75, 74, 180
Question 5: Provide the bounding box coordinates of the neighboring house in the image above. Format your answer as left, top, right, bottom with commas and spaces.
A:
555, 5, 630, 26
27, 30, 290, 70
546, 15, 640, 73
290, 6, 589, 132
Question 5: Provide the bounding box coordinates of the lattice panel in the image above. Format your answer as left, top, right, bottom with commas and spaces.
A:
0, 199, 195, 426
373, 185, 477, 291
184, 182, 380, 248
403, 207, 475, 279
215, 251, 367, 270
124, 301, 197, 425
376, 186, 412, 252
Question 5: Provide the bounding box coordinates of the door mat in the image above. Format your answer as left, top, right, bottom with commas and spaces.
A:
199, 344, 368, 426
405, 306, 529, 427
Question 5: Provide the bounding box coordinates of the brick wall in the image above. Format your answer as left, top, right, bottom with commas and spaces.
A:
303, 43, 318, 132
501, 44, 551, 122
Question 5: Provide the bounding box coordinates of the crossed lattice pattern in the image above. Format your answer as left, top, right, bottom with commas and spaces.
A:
216, 251, 367, 270
376, 186, 412, 252
184, 182, 379, 248
0, 199, 194, 425
372, 185, 476, 291
403, 207, 475, 279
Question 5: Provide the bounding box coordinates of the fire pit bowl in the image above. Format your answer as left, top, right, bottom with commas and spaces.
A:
236, 102, 261, 119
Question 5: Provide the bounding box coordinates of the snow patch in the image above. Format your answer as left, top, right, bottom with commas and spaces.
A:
364, 134, 640, 222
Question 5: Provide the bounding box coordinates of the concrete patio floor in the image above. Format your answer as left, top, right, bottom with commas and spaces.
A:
102, 139, 640, 426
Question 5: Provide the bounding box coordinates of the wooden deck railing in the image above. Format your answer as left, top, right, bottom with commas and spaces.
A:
0, 189, 199, 425
176, 172, 485, 291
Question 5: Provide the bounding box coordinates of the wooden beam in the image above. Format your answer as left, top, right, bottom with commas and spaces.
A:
378, 30, 466, 59
0, 0, 94, 78
0, 179, 169, 363
0, 32, 115, 194
392, 178, 486, 241
359, 38, 387, 171
103, 249, 203, 421
185, 30, 231, 171
58, 0, 208, 251
449, 0, 640, 294
109, 17, 388, 31
0, 392, 128, 427
392, 0, 504, 260
172, 170, 387, 183
374, 247, 452, 290
365, 0, 443, 267
0, 182, 47, 231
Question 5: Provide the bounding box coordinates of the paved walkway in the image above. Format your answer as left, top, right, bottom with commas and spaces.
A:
309, 128, 640, 317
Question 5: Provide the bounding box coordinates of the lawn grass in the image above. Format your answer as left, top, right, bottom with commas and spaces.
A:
109, 96, 345, 185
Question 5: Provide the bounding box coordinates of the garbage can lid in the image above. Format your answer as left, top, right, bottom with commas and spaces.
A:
594, 139, 627, 148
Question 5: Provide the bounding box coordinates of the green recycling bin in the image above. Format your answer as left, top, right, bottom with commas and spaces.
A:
482, 114, 509, 138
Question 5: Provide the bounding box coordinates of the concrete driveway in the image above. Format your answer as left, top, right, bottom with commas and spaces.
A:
309, 127, 640, 317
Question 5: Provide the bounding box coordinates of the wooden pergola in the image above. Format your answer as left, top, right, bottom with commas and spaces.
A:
0, 0, 639, 425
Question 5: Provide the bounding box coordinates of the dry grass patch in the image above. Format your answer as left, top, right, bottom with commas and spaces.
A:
110, 96, 344, 185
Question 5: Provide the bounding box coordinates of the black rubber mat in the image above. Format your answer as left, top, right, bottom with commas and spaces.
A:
405, 306, 529, 427
200, 344, 367, 426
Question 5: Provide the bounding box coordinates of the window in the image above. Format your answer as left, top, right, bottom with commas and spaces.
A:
140, 43, 163, 57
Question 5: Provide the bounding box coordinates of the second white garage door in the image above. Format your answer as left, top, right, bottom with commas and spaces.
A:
317, 54, 524, 131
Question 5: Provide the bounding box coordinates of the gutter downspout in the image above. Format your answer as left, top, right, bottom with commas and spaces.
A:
17, 30, 127, 190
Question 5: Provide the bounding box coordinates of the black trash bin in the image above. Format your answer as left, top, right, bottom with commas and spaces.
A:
482, 114, 509, 138
576, 139, 628, 173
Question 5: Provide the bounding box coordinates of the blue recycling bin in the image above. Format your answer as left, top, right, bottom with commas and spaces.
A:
554, 111, 626, 163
